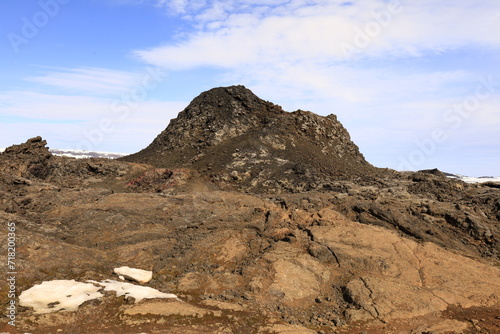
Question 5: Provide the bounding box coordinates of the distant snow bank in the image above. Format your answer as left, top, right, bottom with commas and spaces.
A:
0, 147, 127, 159
50, 148, 128, 159
446, 174, 500, 184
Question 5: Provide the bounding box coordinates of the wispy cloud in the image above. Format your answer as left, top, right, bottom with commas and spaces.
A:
0, 66, 185, 152
145, 0, 500, 61
0, 91, 110, 121
26, 67, 143, 95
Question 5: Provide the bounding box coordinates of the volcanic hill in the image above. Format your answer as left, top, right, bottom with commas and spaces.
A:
122, 85, 383, 193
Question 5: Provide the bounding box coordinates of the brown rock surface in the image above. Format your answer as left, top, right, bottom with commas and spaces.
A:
1, 172, 498, 332
311, 222, 499, 322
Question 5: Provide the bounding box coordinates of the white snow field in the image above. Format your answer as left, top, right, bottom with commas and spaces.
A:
19, 279, 178, 314
19, 280, 103, 313
89, 279, 179, 303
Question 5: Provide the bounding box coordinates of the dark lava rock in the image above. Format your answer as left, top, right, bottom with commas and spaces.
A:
418, 168, 447, 178
0, 136, 131, 188
0, 136, 53, 179
122, 85, 384, 193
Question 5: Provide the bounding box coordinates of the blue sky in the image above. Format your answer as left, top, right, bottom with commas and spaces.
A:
1, 0, 499, 176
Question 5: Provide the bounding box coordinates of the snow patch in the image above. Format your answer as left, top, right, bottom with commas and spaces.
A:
0, 148, 5, 153
19, 279, 179, 314
114, 266, 153, 284
19, 280, 103, 314
89, 279, 178, 303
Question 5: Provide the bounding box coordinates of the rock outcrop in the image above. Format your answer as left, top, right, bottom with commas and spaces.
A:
122, 85, 382, 193
0, 136, 53, 180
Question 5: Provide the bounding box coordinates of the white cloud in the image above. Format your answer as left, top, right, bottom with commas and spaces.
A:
134, 1, 500, 105
155, 0, 206, 15
0, 91, 110, 121
0, 89, 186, 152
0, 63, 185, 152
26, 67, 144, 95
0, 64, 179, 151
144, 0, 500, 62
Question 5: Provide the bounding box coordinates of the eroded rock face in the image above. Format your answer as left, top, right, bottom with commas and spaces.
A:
310, 223, 500, 322
328, 171, 500, 261
122, 85, 381, 193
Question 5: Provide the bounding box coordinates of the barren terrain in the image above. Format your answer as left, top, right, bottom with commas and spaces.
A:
1, 86, 499, 333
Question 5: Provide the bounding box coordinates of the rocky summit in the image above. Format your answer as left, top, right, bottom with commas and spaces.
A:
122, 85, 382, 193
0, 87, 499, 334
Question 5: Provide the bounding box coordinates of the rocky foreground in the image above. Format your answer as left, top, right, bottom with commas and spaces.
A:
1, 86, 500, 333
